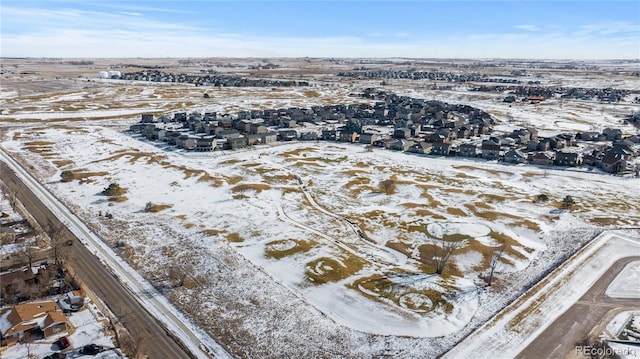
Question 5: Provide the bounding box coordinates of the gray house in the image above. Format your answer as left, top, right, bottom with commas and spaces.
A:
503, 149, 527, 164
481, 140, 501, 160
459, 143, 478, 158
359, 132, 378, 145
431, 142, 452, 156
408, 141, 433, 154
390, 139, 415, 151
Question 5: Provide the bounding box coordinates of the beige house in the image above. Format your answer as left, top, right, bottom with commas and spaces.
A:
0, 301, 69, 346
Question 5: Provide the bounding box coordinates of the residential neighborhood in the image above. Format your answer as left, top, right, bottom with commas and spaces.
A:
115, 70, 309, 87
130, 89, 640, 175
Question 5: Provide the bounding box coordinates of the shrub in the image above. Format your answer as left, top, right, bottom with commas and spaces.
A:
379, 179, 396, 195
102, 183, 126, 197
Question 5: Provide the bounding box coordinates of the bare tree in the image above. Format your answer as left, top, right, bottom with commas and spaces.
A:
47, 220, 68, 267
118, 328, 147, 358
485, 243, 506, 286
23, 340, 36, 359
17, 242, 38, 269
430, 238, 461, 275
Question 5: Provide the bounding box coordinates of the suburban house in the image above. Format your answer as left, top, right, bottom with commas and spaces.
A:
555, 151, 582, 167
140, 114, 155, 123
481, 140, 501, 160
600, 152, 626, 174
389, 139, 414, 152
228, 136, 247, 149
393, 128, 411, 139
529, 152, 556, 167
246, 134, 264, 146
299, 132, 319, 141
0, 301, 70, 346
503, 149, 528, 164
261, 132, 278, 144
431, 142, 452, 156
407, 141, 433, 155
0, 264, 51, 299
176, 135, 197, 150
458, 143, 478, 158
339, 132, 359, 143
278, 130, 298, 142
321, 129, 337, 141
359, 132, 378, 145
195, 137, 217, 151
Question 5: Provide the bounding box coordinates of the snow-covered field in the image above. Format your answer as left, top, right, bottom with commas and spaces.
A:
444, 231, 640, 359
1, 59, 639, 357
607, 261, 640, 299
2, 120, 638, 356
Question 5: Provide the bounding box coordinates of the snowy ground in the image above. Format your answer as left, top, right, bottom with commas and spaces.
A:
444, 231, 640, 359
1, 59, 639, 357
1, 297, 120, 359
2, 121, 638, 356
607, 261, 640, 299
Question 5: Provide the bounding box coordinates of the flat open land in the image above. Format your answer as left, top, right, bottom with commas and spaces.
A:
1, 58, 639, 358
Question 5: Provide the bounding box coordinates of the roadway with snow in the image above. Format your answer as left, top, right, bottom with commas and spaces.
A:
443, 230, 640, 359
0, 148, 231, 359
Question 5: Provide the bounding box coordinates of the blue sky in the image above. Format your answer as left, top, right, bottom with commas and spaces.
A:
1, 1, 639, 59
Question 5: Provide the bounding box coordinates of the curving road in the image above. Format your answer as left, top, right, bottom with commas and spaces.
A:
515, 256, 640, 359
0, 149, 231, 359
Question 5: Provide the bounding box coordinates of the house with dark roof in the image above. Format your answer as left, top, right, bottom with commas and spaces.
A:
529, 152, 556, 167
600, 152, 626, 174
458, 143, 478, 158
503, 149, 528, 164
389, 139, 415, 152
481, 140, 501, 160
431, 142, 452, 156
407, 141, 433, 155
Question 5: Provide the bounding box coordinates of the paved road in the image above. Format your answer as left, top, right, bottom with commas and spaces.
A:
1, 158, 199, 358
516, 256, 640, 359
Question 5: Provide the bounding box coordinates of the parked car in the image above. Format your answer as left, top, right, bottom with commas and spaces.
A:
80, 344, 104, 355
43, 353, 66, 359
56, 336, 70, 350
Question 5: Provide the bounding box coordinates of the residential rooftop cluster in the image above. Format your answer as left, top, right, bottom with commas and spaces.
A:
114, 70, 309, 87
338, 70, 523, 84
129, 89, 639, 175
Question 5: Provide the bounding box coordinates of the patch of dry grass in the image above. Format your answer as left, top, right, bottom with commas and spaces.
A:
201, 228, 223, 236
344, 177, 371, 189
145, 203, 173, 212
511, 219, 542, 232
60, 169, 109, 184
226, 232, 244, 243
264, 239, 316, 259
350, 273, 454, 314
52, 159, 74, 167
231, 183, 272, 193
305, 254, 366, 284
446, 207, 468, 217
588, 217, 622, 226
281, 147, 317, 157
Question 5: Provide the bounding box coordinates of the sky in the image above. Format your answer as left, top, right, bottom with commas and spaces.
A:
1, 1, 639, 59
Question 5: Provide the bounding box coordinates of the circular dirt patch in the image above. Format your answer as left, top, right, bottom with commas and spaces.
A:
398, 292, 433, 313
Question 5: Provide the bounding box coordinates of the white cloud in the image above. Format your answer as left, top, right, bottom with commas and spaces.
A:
515, 24, 540, 32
